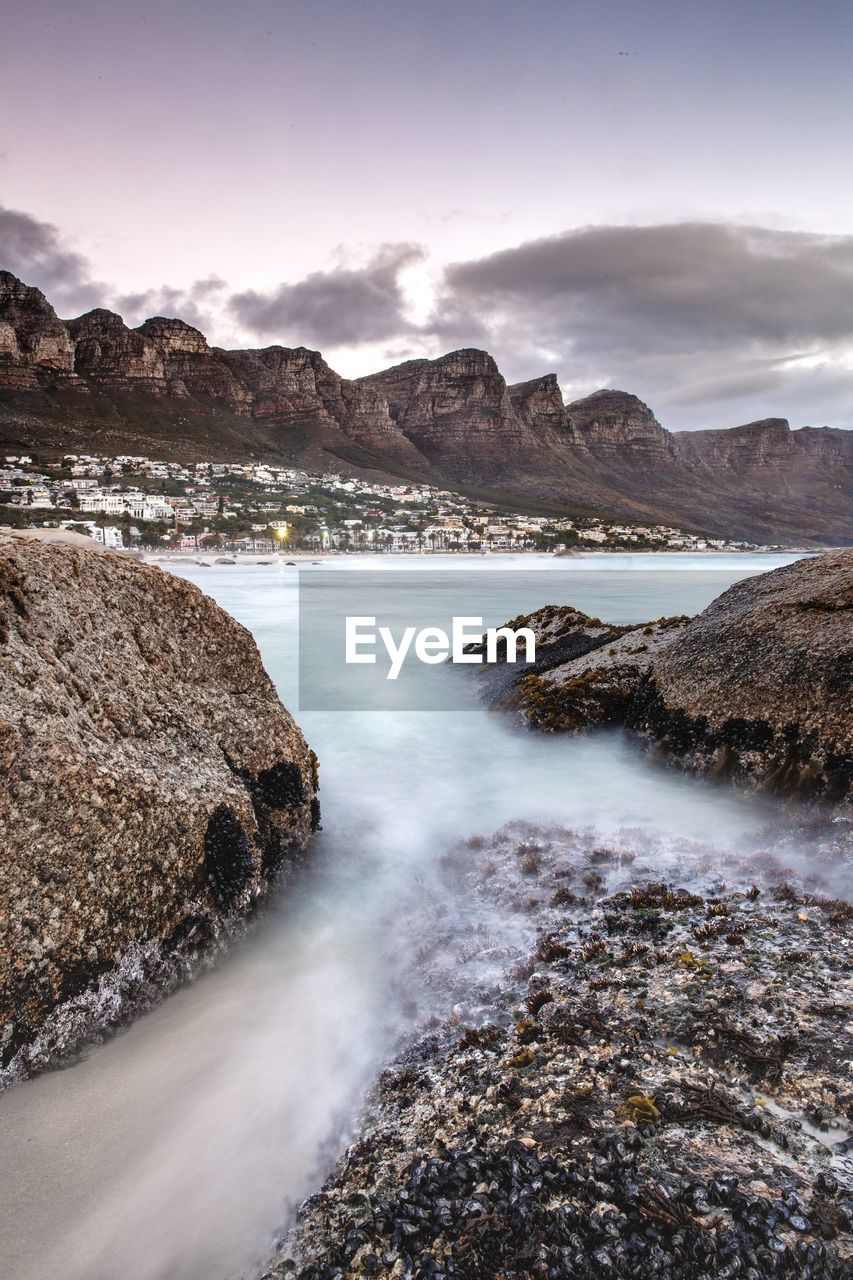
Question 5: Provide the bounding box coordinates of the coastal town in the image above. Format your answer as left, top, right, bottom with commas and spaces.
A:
0, 452, 760, 554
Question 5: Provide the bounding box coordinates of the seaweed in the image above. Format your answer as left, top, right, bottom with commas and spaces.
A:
204, 803, 255, 907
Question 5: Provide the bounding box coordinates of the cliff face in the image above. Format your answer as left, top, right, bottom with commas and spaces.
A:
508, 373, 583, 446
361, 349, 539, 478
68, 309, 169, 392
796, 426, 851, 462
674, 418, 853, 476
0, 533, 318, 1077
674, 418, 799, 468
566, 389, 676, 461
0, 271, 850, 544
140, 318, 253, 407
0, 272, 79, 390
214, 345, 428, 467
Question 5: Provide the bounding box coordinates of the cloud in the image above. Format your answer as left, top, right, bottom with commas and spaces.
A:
0, 203, 105, 314
0, 203, 229, 337
444, 222, 853, 353
115, 276, 228, 331
436, 222, 853, 425
230, 243, 426, 347
232, 221, 853, 426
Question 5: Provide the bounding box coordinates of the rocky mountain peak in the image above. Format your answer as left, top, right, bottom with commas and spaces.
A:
673, 417, 798, 469
365, 347, 507, 403
67, 308, 166, 388
222, 344, 339, 407
0, 270, 49, 308
739, 416, 791, 434
137, 316, 210, 355
358, 346, 533, 478
568, 387, 658, 420
432, 347, 502, 376
565, 388, 674, 459
0, 271, 77, 387
795, 426, 851, 462
508, 374, 570, 436
720, 419, 795, 460
67, 306, 126, 330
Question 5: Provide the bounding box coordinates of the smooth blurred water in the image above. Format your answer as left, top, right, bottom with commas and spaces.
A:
0, 553, 812, 1280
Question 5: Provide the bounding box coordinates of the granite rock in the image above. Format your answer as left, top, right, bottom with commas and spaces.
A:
0, 534, 318, 1074
632, 550, 853, 801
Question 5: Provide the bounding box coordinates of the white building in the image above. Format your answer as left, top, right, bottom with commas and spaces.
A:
60, 520, 124, 550
131, 498, 175, 521
79, 493, 127, 515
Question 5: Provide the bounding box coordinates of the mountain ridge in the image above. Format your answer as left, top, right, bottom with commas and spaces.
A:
0, 270, 850, 544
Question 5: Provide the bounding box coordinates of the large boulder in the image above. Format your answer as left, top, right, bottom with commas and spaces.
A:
472, 552, 852, 803
631, 551, 852, 801
0, 534, 318, 1072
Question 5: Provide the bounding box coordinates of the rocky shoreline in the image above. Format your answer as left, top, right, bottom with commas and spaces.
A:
2, 536, 850, 1277
266, 554, 853, 1280
271, 818, 852, 1279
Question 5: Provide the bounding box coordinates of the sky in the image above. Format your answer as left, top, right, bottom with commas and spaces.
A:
2, 0, 853, 428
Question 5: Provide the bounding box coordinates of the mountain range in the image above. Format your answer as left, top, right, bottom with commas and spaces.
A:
0, 270, 850, 544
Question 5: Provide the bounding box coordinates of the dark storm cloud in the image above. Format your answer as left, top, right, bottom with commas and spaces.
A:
0, 203, 104, 314
441, 223, 853, 359
230, 243, 426, 346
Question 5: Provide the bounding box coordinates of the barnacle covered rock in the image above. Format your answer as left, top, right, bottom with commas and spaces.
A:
273, 818, 853, 1280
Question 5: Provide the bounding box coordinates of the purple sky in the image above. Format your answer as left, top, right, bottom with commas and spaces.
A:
3, 0, 853, 427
